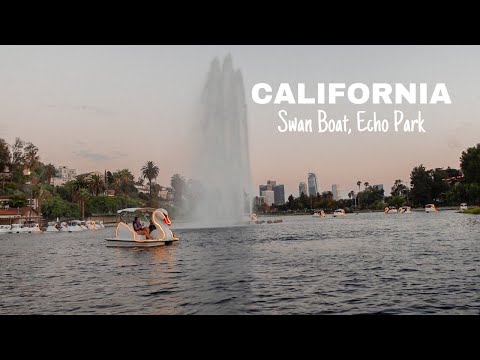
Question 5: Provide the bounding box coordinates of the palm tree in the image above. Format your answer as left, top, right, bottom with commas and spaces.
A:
141, 161, 159, 199
23, 143, 39, 173
71, 175, 91, 214
136, 177, 145, 186
364, 182, 369, 188
45, 163, 56, 185
90, 174, 105, 197
113, 169, 134, 196
356, 181, 361, 208
349, 190, 356, 207
36, 185, 52, 216
77, 188, 90, 220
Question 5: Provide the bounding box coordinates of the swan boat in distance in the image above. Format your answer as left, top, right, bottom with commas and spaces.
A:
313, 210, 326, 217
459, 203, 468, 212
425, 204, 438, 213
384, 206, 398, 214
45, 222, 59, 232
333, 209, 346, 217
105, 208, 179, 247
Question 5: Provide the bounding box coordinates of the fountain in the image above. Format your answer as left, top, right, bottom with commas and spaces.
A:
187, 55, 253, 227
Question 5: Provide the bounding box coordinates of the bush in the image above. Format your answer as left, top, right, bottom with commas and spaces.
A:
463, 207, 480, 214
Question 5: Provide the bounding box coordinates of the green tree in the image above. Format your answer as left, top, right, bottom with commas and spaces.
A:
356, 181, 362, 207
287, 194, 295, 210
8, 193, 27, 208
44, 163, 57, 185
391, 180, 407, 197
77, 188, 90, 220
23, 142, 39, 172
410, 165, 433, 206
36, 184, 52, 215
113, 169, 135, 196
358, 186, 384, 209
90, 174, 105, 197
141, 161, 159, 199
0, 138, 10, 171
9, 138, 24, 169
42, 196, 80, 220
460, 144, 480, 183
387, 195, 405, 208
86, 195, 117, 215
430, 168, 450, 203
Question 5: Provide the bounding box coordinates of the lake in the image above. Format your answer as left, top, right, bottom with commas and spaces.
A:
0, 210, 478, 314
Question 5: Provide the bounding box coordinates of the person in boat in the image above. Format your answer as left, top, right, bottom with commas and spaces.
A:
148, 218, 156, 233
133, 216, 150, 239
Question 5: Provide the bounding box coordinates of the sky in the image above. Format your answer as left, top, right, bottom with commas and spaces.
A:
1, 45, 479, 198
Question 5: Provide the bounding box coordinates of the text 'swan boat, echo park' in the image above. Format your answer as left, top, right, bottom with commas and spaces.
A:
105, 208, 179, 247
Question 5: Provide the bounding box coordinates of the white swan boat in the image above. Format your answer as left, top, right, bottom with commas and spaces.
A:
105, 208, 179, 247
46, 222, 59, 232
85, 220, 96, 230
0, 225, 11, 234
333, 209, 346, 217
9, 224, 31, 233
399, 206, 412, 214
68, 220, 83, 232
313, 210, 326, 217
425, 204, 438, 213
59, 222, 69, 231
459, 203, 468, 212
384, 206, 398, 214
24, 222, 43, 233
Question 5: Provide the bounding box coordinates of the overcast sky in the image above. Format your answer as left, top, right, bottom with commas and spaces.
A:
1, 45, 479, 197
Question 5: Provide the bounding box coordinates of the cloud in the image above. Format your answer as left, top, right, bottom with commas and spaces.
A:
73, 150, 127, 162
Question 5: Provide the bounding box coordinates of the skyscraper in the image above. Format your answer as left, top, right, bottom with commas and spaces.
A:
308, 173, 318, 197
259, 185, 267, 196
261, 190, 275, 206
259, 180, 285, 204
332, 184, 339, 200
299, 182, 307, 197
273, 184, 285, 205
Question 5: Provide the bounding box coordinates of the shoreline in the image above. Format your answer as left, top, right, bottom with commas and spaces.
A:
255, 206, 468, 216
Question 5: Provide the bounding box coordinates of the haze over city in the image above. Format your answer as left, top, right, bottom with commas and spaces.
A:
1, 45, 480, 197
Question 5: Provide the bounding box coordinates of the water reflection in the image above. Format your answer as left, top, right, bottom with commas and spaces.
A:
0, 210, 479, 314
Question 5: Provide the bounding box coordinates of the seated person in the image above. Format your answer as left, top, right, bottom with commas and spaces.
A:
133, 216, 150, 239
148, 220, 156, 233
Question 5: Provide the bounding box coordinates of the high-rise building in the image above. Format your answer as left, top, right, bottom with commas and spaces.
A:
261, 190, 275, 206
259, 180, 285, 204
259, 185, 267, 196
273, 184, 285, 205
332, 184, 339, 200
308, 173, 318, 197
299, 182, 307, 197
254, 196, 266, 207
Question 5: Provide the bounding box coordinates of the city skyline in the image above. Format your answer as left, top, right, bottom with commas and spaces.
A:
1, 45, 479, 198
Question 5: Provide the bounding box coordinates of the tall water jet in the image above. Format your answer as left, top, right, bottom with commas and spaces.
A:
189, 55, 253, 226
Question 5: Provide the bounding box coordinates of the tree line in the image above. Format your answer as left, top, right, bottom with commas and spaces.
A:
257, 143, 480, 213
0, 137, 190, 220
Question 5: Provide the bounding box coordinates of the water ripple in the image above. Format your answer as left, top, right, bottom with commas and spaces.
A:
0, 211, 479, 314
